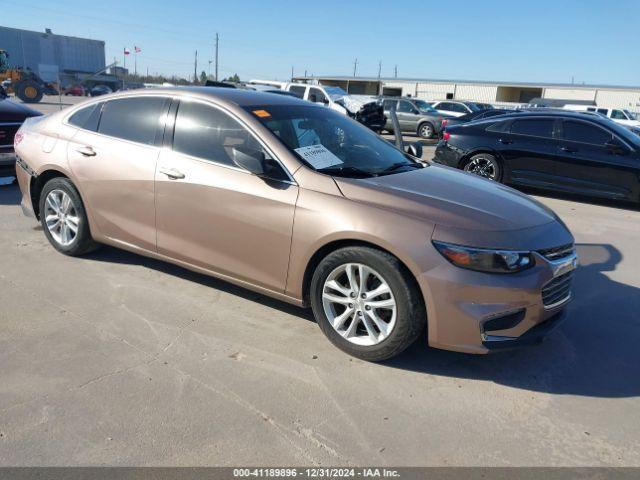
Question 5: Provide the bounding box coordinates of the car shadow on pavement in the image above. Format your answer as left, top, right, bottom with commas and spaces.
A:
84, 246, 315, 322
386, 243, 640, 398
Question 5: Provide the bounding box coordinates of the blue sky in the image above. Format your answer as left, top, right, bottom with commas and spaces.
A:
3, 0, 639, 85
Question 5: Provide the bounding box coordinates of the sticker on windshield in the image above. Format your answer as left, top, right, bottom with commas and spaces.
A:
294, 144, 343, 169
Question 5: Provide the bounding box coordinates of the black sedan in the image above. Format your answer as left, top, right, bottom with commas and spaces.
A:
0, 97, 42, 177
443, 108, 512, 127
434, 111, 640, 203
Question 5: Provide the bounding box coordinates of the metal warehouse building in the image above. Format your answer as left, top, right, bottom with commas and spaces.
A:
292, 76, 640, 112
0, 26, 105, 82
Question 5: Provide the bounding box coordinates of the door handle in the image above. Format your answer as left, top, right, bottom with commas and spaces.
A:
560, 146, 578, 153
158, 167, 185, 179
76, 146, 96, 157
498, 138, 513, 144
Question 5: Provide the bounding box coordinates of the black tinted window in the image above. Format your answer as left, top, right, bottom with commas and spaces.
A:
98, 97, 168, 144
383, 99, 397, 110
173, 101, 262, 168
563, 121, 612, 145
510, 119, 554, 138
68, 103, 102, 131
288, 86, 306, 98
308, 88, 328, 103
397, 101, 414, 113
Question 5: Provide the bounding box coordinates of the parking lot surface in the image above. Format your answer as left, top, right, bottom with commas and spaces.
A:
0, 96, 639, 466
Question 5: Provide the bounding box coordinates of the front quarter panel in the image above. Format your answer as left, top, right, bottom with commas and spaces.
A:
285, 175, 437, 302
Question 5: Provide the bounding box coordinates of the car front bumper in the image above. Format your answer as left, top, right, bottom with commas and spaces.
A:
418, 246, 577, 354
0, 152, 16, 176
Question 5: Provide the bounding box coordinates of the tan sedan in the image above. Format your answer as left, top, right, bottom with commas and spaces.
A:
14, 88, 577, 360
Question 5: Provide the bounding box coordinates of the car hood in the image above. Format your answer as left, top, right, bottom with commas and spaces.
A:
0, 99, 42, 122
334, 164, 559, 233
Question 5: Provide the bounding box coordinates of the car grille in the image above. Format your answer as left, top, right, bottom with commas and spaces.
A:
538, 243, 575, 261
541, 271, 574, 308
0, 123, 22, 150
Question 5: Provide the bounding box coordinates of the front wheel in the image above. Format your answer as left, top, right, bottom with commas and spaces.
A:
310, 247, 426, 361
463, 153, 502, 181
39, 177, 99, 256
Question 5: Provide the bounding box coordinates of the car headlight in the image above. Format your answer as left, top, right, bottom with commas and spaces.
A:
432, 241, 533, 274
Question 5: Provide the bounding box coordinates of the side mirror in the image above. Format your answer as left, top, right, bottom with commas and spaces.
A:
405, 142, 423, 158
605, 138, 627, 155
232, 147, 266, 175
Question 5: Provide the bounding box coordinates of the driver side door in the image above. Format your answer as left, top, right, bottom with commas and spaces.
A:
155, 99, 298, 292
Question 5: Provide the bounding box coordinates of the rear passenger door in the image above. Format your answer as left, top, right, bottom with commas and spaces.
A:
555, 119, 637, 200
498, 118, 559, 187
67, 96, 170, 251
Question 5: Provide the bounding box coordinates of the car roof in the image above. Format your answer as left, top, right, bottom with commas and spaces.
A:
487, 110, 612, 121
108, 86, 309, 108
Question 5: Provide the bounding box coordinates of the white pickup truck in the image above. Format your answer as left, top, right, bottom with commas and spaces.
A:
564, 104, 640, 128
247, 81, 386, 131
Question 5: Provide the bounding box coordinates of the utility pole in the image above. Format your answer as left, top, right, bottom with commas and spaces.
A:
394, 64, 398, 78
194, 50, 198, 83
304, 69, 307, 77
353, 58, 358, 77
214, 33, 219, 81
291, 66, 294, 81
378, 60, 382, 79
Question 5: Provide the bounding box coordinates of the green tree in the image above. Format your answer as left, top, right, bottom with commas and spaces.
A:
199, 70, 208, 84
225, 73, 240, 83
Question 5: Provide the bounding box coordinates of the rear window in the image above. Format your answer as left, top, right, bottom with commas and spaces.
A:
510, 119, 554, 138
68, 103, 102, 131
288, 86, 306, 98
98, 97, 169, 145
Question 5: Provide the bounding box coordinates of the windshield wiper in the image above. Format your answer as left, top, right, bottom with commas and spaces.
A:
380, 162, 423, 174
318, 166, 375, 178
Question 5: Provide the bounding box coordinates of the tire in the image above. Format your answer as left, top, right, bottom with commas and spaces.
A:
15, 80, 44, 103
310, 246, 426, 361
462, 153, 502, 181
417, 122, 435, 139
38, 177, 99, 256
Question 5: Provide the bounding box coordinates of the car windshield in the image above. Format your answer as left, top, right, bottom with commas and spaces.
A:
245, 104, 421, 178
414, 100, 438, 113
322, 86, 348, 100
466, 103, 483, 112
623, 109, 637, 120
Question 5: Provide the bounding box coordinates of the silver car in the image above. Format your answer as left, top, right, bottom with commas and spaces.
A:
382, 97, 447, 139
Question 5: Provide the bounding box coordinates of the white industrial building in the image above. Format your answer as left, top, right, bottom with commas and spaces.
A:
292, 76, 640, 112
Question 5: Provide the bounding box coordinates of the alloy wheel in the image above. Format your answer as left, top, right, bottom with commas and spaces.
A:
322, 263, 397, 346
419, 124, 433, 138
464, 156, 497, 180
44, 189, 79, 246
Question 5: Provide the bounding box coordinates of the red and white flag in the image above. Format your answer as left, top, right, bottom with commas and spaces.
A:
134, 46, 141, 53
123, 47, 130, 55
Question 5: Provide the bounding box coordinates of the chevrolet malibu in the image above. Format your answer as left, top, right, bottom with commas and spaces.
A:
14, 88, 577, 361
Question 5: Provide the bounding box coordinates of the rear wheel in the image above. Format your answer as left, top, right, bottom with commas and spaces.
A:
39, 177, 99, 256
15, 79, 44, 103
463, 153, 501, 181
418, 122, 434, 139
310, 246, 426, 361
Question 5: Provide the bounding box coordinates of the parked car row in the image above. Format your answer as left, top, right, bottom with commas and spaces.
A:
435, 110, 640, 204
